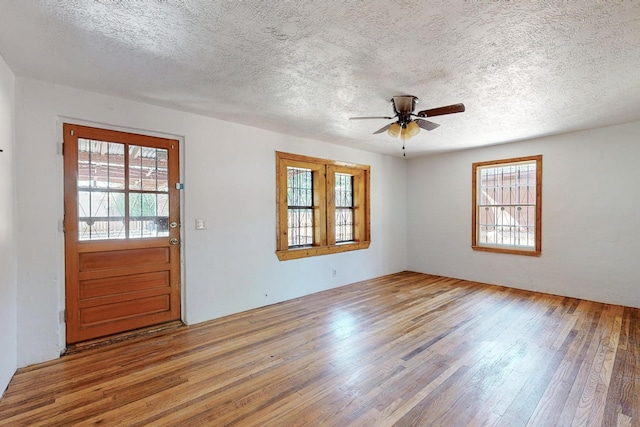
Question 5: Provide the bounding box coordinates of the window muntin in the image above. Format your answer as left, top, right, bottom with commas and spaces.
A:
276, 152, 370, 260
472, 155, 542, 256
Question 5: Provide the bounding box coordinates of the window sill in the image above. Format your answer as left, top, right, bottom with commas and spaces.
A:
472, 245, 541, 257
276, 241, 371, 261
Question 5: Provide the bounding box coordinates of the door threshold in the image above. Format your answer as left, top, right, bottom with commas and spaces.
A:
64, 320, 185, 355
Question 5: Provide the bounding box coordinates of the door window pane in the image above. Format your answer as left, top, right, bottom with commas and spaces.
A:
129, 193, 169, 238
106, 143, 125, 189
78, 191, 125, 240
129, 146, 168, 191
78, 139, 125, 189
156, 149, 169, 191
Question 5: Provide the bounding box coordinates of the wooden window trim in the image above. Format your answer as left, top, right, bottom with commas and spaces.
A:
471, 155, 542, 257
276, 152, 370, 261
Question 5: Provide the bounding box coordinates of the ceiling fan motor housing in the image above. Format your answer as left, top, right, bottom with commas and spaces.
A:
392, 95, 418, 115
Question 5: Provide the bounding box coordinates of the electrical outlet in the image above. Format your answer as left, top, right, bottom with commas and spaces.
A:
332, 269, 337, 277
195, 219, 206, 230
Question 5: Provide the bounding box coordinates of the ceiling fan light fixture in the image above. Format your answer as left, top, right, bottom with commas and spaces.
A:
404, 120, 421, 139
387, 122, 401, 138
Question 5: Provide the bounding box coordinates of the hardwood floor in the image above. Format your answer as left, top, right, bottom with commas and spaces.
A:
1, 271, 638, 426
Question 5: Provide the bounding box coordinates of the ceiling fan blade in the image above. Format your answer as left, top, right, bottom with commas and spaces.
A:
349, 116, 395, 120
415, 119, 440, 131
372, 123, 394, 134
416, 103, 465, 118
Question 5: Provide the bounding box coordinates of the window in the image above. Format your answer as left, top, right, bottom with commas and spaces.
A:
472, 155, 542, 256
276, 152, 370, 260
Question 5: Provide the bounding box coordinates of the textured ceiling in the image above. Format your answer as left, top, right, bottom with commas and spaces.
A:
1, 1, 639, 157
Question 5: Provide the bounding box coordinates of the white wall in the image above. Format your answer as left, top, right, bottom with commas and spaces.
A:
10, 74, 640, 373
0, 54, 17, 395
14, 78, 407, 367
407, 122, 640, 308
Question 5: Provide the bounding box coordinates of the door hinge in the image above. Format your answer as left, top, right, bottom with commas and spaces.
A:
61, 309, 66, 323
59, 142, 64, 156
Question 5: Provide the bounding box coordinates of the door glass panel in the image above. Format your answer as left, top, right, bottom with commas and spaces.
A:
78, 139, 170, 240
157, 193, 169, 218
78, 139, 125, 189
129, 146, 168, 191
77, 140, 92, 188
129, 193, 143, 238
129, 193, 169, 239
156, 149, 169, 191
106, 143, 125, 189
78, 191, 125, 240
107, 193, 126, 237
129, 146, 143, 191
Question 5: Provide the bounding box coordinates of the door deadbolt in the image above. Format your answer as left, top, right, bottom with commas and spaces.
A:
169, 238, 179, 245
169, 221, 178, 229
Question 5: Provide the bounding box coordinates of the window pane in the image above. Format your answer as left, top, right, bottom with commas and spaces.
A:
478, 205, 535, 247
335, 173, 353, 207
77, 139, 92, 188
336, 208, 354, 242
287, 167, 312, 207
128, 146, 168, 191
157, 193, 169, 218
156, 149, 169, 191
129, 146, 142, 190
287, 167, 313, 247
106, 143, 126, 189
129, 193, 169, 238
78, 139, 125, 189
335, 173, 354, 242
288, 208, 313, 247
477, 160, 538, 250
78, 190, 125, 240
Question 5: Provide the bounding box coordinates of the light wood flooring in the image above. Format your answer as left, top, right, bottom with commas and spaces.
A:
0, 271, 638, 426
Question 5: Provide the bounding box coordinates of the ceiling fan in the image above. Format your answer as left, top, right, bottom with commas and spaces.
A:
349, 95, 465, 154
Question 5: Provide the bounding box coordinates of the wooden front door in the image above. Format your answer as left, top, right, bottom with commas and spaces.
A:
63, 124, 181, 344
